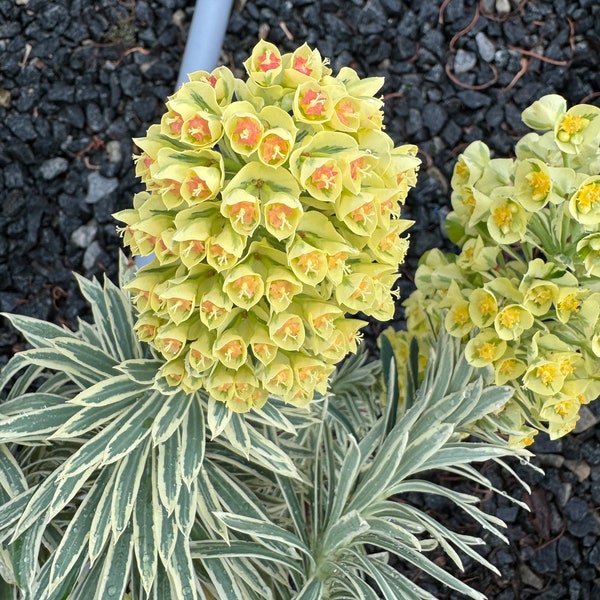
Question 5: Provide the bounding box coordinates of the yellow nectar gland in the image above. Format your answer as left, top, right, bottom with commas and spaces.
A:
492, 205, 513, 230
526, 171, 551, 198
559, 358, 575, 376
253, 342, 275, 359
558, 294, 580, 313
576, 182, 600, 212
313, 313, 335, 332
498, 306, 521, 329
267, 203, 294, 230
311, 163, 338, 190
455, 159, 469, 181
300, 88, 327, 117
233, 117, 262, 148
452, 305, 470, 326
187, 116, 211, 144
559, 114, 587, 136
554, 399, 573, 417
536, 363, 558, 387
499, 359, 516, 376
351, 278, 371, 302
230, 275, 261, 300
478, 342, 497, 362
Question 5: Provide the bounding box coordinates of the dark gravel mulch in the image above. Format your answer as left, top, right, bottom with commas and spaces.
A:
1, 0, 600, 597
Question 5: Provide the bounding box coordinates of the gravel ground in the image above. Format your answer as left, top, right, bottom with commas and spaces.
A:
1, 0, 600, 597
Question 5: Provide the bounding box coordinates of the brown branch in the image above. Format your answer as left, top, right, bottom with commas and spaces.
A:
279, 21, 294, 41
445, 61, 498, 90
503, 57, 530, 92
449, 6, 480, 51
438, 0, 453, 24
507, 44, 569, 66
580, 91, 600, 104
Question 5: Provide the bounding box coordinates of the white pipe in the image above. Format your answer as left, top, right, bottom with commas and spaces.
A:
136, 0, 235, 268
177, 0, 235, 88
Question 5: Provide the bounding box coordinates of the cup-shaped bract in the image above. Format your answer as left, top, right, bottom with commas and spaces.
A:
116, 41, 418, 410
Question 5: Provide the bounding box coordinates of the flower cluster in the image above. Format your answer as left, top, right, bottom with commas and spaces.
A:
385, 95, 600, 445
115, 41, 418, 411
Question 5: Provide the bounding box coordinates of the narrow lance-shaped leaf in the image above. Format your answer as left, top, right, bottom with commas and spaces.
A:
111, 440, 151, 540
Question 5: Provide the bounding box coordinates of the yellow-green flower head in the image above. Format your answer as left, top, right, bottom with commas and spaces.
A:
554, 104, 600, 155
465, 330, 507, 368
115, 41, 419, 410
569, 176, 600, 226
487, 194, 529, 245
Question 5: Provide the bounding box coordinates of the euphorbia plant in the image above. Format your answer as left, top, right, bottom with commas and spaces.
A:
114, 40, 418, 411
0, 41, 533, 600
386, 94, 600, 447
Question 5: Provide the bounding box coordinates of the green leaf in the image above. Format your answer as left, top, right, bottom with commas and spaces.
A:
152, 449, 178, 563
151, 389, 192, 444
175, 478, 196, 537
379, 334, 399, 435
52, 337, 119, 377
0, 392, 68, 417
0, 446, 27, 495
274, 474, 310, 547
0, 489, 34, 535
48, 468, 113, 593
248, 427, 300, 480
214, 513, 310, 558
251, 401, 296, 434
294, 577, 323, 600
166, 531, 197, 600
180, 395, 205, 486
103, 275, 140, 361
115, 359, 164, 385
102, 394, 160, 465
11, 347, 97, 387
133, 461, 157, 594
321, 510, 369, 555
94, 524, 133, 600
69, 373, 145, 407
0, 404, 80, 443
10, 519, 44, 596
196, 467, 228, 541
223, 413, 251, 458
52, 396, 136, 439
347, 430, 409, 513
1, 312, 75, 349
328, 435, 361, 524
206, 396, 232, 438
74, 273, 121, 359
89, 468, 117, 561
111, 440, 150, 539
202, 557, 245, 600
156, 430, 182, 513
189, 540, 303, 574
